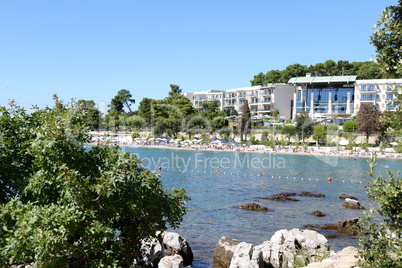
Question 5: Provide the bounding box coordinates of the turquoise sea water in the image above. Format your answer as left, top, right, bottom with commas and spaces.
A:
124, 146, 401, 267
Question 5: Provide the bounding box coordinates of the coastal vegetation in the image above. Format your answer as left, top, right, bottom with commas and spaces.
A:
250, 60, 387, 86
357, 1, 402, 266
0, 97, 189, 267
358, 155, 402, 267
0, 1, 401, 266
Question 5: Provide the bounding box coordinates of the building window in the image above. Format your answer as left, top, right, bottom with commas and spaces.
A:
361, 94, 375, 101
386, 85, 395, 91
387, 103, 396, 110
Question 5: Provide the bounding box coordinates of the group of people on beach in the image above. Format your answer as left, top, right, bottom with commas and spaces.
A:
90, 134, 402, 159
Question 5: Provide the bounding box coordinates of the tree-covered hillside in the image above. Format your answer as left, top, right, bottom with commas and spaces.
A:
250, 60, 387, 86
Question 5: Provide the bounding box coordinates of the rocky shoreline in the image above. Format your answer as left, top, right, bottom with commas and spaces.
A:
143, 228, 360, 268
136, 192, 364, 267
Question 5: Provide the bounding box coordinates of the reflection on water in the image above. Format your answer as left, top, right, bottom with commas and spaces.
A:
125, 147, 401, 267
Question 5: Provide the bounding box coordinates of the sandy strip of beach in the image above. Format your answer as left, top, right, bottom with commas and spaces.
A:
88, 139, 402, 160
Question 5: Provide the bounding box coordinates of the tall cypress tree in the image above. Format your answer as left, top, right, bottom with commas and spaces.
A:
238, 100, 251, 142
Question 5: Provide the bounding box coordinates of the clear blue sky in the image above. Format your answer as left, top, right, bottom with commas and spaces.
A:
0, 0, 397, 112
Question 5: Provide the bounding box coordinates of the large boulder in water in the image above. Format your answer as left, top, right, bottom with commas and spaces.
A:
136, 231, 193, 267
215, 229, 329, 268
158, 254, 184, 268
303, 246, 359, 268
270, 228, 329, 253
162, 232, 193, 266
214, 236, 240, 268
344, 198, 365, 209
229, 242, 264, 268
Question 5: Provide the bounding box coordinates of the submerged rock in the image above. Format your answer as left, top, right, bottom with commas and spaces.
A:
333, 218, 360, 235
305, 218, 360, 235
312, 210, 326, 217
240, 202, 269, 212
300, 192, 325, 198
339, 193, 358, 200
262, 192, 325, 202
262, 194, 300, 202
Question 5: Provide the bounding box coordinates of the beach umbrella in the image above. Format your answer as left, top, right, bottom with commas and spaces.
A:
210, 137, 218, 142
390, 142, 398, 146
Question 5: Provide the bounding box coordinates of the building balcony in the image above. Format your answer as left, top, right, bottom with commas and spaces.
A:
260, 93, 272, 97
360, 86, 377, 92
360, 89, 376, 92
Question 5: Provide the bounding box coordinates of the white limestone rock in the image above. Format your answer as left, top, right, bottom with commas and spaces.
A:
158, 254, 184, 268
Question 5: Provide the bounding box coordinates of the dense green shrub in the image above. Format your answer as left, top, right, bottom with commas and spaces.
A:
0, 98, 189, 267
327, 124, 338, 132
358, 155, 402, 267
342, 120, 357, 132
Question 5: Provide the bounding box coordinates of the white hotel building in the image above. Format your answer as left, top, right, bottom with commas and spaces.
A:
354, 79, 402, 112
185, 77, 402, 121
189, 84, 294, 119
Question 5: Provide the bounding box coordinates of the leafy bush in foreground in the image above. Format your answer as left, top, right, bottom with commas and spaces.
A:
0, 97, 189, 267
358, 155, 402, 267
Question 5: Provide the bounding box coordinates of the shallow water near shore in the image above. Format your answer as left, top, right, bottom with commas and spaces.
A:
124, 146, 401, 267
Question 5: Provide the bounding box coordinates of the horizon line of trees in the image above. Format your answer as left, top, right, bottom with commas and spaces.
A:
250, 60, 389, 86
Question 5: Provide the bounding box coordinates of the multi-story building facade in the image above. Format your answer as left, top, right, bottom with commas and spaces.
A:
184, 76, 401, 122
288, 75, 357, 120
190, 84, 294, 119
354, 79, 402, 112
191, 90, 225, 110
